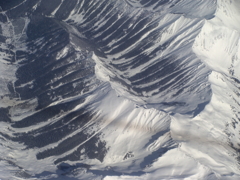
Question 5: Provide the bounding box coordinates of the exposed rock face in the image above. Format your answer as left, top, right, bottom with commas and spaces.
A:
0, 0, 240, 179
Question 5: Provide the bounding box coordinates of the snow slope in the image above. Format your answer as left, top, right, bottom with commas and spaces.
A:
0, 0, 240, 179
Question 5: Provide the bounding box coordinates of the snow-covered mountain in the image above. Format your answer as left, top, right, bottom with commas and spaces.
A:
0, 0, 240, 179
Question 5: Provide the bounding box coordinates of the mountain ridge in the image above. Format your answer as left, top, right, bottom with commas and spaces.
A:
0, 0, 240, 179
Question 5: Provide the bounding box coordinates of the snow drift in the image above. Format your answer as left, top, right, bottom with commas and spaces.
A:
0, 0, 240, 179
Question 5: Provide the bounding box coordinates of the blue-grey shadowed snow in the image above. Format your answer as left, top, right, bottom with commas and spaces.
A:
1, 8, 107, 171
0, 0, 25, 11
64, 0, 212, 114
13, 16, 100, 107
2, 0, 237, 179
0, 108, 11, 122
0, 13, 7, 22
34, 0, 62, 16
4, 14, 109, 164
4, 0, 39, 19
54, 1, 78, 20
56, 162, 145, 177
35, 163, 110, 180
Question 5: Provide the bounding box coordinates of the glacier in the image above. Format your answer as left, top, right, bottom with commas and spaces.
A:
0, 0, 240, 179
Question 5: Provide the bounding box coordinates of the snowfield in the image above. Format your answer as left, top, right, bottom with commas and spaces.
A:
0, 0, 240, 179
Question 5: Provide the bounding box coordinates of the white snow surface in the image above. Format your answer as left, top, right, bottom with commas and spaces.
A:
1, 0, 240, 180
100, 0, 240, 179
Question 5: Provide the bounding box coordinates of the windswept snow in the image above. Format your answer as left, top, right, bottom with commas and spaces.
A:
1, 0, 240, 179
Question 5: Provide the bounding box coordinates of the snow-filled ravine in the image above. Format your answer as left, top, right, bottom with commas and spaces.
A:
0, 0, 240, 179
